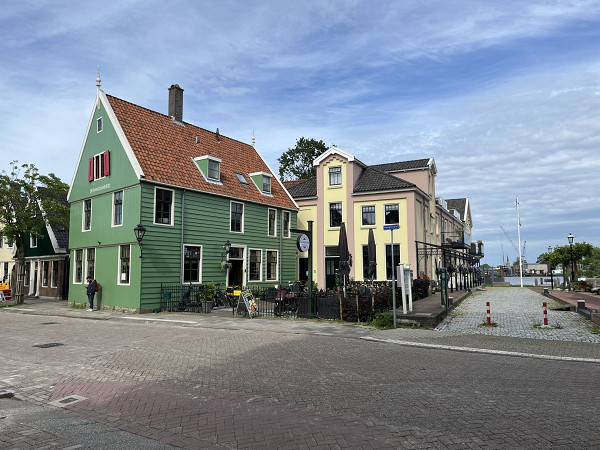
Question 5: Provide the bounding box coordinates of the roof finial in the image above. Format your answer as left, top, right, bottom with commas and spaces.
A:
252, 129, 255, 147
96, 66, 101, 90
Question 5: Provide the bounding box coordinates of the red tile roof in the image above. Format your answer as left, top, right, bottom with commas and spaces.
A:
106, 94, 297, 210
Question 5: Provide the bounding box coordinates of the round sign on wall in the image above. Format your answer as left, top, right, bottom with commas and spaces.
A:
297, 234, 310, 252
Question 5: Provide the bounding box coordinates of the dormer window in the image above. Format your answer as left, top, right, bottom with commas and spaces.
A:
193, 156, 222, 183
262, 175, 272, 194
208, 159, 220, 181
249, 171, 273, 195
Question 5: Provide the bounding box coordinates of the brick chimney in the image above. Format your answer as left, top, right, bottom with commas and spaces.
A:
168, 84, 184, 122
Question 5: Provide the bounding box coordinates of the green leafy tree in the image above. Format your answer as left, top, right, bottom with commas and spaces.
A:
0, 161, 69, 303
277, 137, 329, 181
539, 242, 594, 290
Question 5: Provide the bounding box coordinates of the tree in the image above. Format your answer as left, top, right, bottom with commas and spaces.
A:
277, 137, 329, 181
0, 161, 69, 303
539, 242, 594, 290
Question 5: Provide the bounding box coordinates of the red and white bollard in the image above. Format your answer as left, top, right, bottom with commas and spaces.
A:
486, 301, 491, 326
542, 301, 549, 327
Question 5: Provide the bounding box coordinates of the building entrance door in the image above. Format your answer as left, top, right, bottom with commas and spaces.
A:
325, 257, 339, 290
227, 247, 244, 287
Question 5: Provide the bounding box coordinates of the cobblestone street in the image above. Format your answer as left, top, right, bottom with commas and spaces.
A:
1, 291, 599, 449
436, 287, 600, 342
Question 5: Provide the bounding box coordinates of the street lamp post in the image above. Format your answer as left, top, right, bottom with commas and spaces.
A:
567, 233, 575, 290
548, 246, 553, 290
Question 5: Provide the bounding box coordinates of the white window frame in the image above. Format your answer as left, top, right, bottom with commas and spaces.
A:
329, 202, 342, 228
97, 117, 103, 133
248, 248, 263, 283
83, 199, 92, 232
268, 208, 277, 237
51, 261, 58, 288
153, 186, 175, 226
329, 166, 342, 186
73, 249, 83, 284
118, 244, 131, 285
41, 261, 49, 287
30, 235, 37, 248
262, 175, 272, 194
182, 244, 202, 284
230, 201, 244, 233
266, 249, 279, 282
85, 248, 95, 280
112, 190, 124, 227
384, 203, 400, 225
282, 211, 291, 238
361, 205, 376, 227
93, 151, 108, 181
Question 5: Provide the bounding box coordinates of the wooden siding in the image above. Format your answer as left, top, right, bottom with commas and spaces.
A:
139, 182, 297, 310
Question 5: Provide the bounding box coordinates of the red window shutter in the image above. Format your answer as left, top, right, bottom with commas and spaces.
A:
103, 151, 110, 176
88, 157, 94, 181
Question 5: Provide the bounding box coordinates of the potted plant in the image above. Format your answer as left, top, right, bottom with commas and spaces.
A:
220, 261, 232, 272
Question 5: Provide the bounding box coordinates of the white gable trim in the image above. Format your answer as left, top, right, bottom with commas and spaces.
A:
67, 90, 144, 202
313, 146, 355, 166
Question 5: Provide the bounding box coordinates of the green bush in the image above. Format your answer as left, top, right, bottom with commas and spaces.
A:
412, 279, 430, 300
369, 312, 395, 329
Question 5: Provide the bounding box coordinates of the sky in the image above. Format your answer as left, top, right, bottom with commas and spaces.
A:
1, 0, 599, 267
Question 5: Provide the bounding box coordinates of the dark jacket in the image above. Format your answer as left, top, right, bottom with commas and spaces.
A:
86, 279, 97, 295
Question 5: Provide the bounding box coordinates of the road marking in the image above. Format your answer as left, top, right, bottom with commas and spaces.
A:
122, 317, 198, 324
361, 336, 600, 364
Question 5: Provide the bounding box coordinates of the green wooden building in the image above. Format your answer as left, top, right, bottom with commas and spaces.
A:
67, 81, 299, 312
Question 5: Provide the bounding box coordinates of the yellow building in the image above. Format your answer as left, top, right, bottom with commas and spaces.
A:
0, 235, 16, 288
286, 147, 476, 290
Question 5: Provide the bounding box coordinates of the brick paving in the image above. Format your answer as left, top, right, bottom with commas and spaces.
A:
1, 293, 600, 448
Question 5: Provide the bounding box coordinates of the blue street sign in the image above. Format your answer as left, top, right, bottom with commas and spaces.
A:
383, 224, 399, 230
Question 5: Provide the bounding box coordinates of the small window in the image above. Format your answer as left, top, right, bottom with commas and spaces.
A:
113, 190, 123, 226
97, 117, 103, 133
119, 244, 131, 284
384, 204, 399, 225
268, 209, 277, 237
282, 211, 291, 238
235, 172, 249, 185
86, 248, 95, 279
24, 262, 30, 286
74, 249, 83, 283
266, 250, 278, 281
41, 261, 49, 287
361, 206, 375, 226
154, 188, 173, 225
89, 151, 110, 181
30, 235, 38, 248
2, 262, 8, 283
230, 202, 244, 233
262, 175, 272, 194
51, 261, 58, 288
329, 202, 342, 228
7, 239, 13, 248
329, 166, 341, 186
183, 245, 201, 283
83, 199, 92, 231
208, 159, 220, 181
249, 249, 262, 282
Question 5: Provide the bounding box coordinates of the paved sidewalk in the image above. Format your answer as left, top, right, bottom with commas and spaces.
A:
436, 287, 600, 342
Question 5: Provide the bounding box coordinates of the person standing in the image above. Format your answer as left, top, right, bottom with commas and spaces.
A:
86, 276, 97, 311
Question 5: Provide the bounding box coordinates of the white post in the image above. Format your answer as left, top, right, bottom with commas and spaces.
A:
406, 264, 413, 312
398, 263, 407, 314
516, 196, 523, 288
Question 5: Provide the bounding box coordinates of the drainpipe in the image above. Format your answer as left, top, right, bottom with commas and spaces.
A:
180, 190, 185, 285
279, 208, 283, 285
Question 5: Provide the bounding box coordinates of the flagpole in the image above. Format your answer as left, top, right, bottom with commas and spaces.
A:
516, 196, 523, 288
